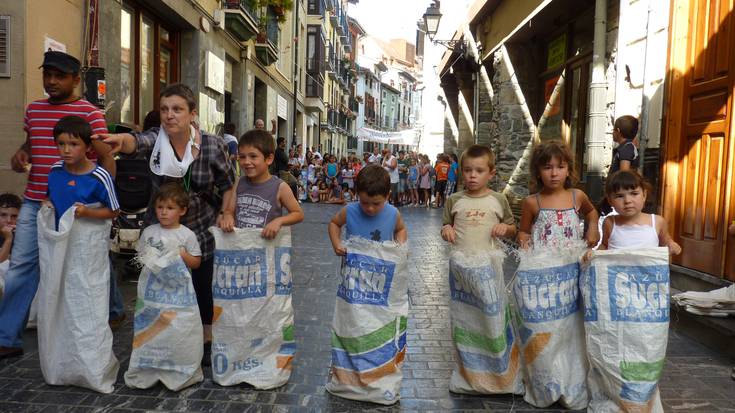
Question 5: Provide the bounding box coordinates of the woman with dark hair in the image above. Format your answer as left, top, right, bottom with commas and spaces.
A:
99, 83, 236, 364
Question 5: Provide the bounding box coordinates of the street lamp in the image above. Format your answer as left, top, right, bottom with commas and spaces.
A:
422, 1, 441, 41
422, 1, 464, 51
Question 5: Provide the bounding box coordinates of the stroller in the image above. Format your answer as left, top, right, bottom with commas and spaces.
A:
110, 157, 151, 270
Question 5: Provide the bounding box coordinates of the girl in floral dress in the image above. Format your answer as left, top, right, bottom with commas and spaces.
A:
515, 140, 599, 409
518, 140, 599, 249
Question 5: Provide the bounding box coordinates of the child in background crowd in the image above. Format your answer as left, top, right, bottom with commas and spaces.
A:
445, 153, 459, 199
326, 180, 345, 205
408, 158, 419, 206
220, 129, 304, 239
0, 194, 21, 297
341, 163, 355, 194
318, 181, 330, 203
328, 164, 407, 252
310, 182, 320, 203
434, 154, 450, 209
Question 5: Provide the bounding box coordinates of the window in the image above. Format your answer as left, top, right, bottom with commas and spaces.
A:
120, 2, 178, 126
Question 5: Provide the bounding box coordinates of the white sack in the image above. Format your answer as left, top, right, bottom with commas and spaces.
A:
124, 246, 203, 391
37, 205, 119, 393
210, 227, 295, 389
512, 246, 589, 409
581, 247, 670, 413
448, 249, 524, 395
326, 237, 409, 405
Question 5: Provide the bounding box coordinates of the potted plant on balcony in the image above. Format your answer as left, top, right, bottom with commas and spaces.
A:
267, 0, 293, 23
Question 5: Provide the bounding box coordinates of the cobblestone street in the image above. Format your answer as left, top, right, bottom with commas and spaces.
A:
0, 204, 734, 412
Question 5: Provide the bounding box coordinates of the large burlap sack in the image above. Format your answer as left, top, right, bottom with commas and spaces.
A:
581, 247, 669, 413
512, 245, 589, 409
37, 205, 119, 393
448, 249, 524, 395
210, 227, 295, 389
326, 237, 409, 405
124, 242, 204, 391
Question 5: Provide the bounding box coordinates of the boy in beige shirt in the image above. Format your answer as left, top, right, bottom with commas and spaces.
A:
441, 145, 516, 251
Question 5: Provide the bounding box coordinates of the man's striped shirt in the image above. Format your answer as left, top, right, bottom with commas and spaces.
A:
23, 99, 107, 201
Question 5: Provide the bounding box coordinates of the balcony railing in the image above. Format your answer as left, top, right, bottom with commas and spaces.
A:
307, 0, 325, 16
306, 57, 324, 75
306, 76, 323, 98
223, 0, 260, 42
326, 44, 335, 72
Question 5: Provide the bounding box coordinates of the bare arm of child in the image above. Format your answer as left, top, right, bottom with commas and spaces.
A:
262, 182, 304, 239
576, 189, 600, 247
217, 182, 237, 232
584, 217, 612, 263
656, 215, 681, 255
180, 248, 202, 269
492, 223, 517, 239
517, 196, 537, 249
219, 176, 240, 232
440, 198, 456, 243
394, 212, 408, 244
328, 208, 347, 256
74, 204, 118, 220
0, 224, 14, 262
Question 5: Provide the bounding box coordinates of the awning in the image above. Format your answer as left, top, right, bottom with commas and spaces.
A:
356, 127, 418, 147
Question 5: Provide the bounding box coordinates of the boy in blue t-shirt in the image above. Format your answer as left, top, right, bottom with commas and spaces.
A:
328, 164, 407, 255
46, 116, 119, 225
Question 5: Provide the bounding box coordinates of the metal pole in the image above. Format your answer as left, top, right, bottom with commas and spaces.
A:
292, 1, 299, 148
585, 0, 607, 202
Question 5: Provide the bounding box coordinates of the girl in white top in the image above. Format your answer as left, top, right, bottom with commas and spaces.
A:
595, 170, 681, 254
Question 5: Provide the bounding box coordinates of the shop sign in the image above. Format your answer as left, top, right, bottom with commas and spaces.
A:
547, 34, 566, 70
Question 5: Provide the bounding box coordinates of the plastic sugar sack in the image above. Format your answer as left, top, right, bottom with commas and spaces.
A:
210, 227, 295, 389
124, 244, 204, 391
326, 237, 409, 405
512, 244, 589, 409
448, 249, 524, 395
581, 247, 670, 413
36, 206, 119, 393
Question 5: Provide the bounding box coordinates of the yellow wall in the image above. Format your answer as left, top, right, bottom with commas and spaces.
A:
25, 0, 85, 103
0, 0, 85, 195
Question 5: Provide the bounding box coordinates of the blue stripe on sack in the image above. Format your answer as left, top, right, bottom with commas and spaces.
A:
331, 333, 407, 372
134, 307, 161, 331
620, 382, 657, 403
456, 327, 512, 372
278, 342, 297, 355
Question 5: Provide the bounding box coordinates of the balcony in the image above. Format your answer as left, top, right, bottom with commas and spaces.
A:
325, 0, 335, 11
305, 77, 325, 113
223, 0, 260, 42
307, 0, 325, 16
337, 10, 348, 37
330, 2, 340, 26
254, 8, 279, 66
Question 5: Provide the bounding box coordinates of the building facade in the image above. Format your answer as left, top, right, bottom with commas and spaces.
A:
0, 0, 304, 192
437, 0, 734, 281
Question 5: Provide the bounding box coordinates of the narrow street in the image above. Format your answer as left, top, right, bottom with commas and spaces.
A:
0, 204, 733, 412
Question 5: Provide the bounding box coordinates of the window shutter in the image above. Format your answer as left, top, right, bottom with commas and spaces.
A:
0, 16, 9, 78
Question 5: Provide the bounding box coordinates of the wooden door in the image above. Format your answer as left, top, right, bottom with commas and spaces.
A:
664, 0, 735, 279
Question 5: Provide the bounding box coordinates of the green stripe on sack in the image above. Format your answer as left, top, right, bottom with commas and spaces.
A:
453, 326, 506, 353
135, 299, 144, 313
283, 324, 295, 341
332, 316, 407, 353
620, 359, 665, 382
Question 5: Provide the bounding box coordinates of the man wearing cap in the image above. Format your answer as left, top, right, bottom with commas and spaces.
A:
0, 51, 116, 359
